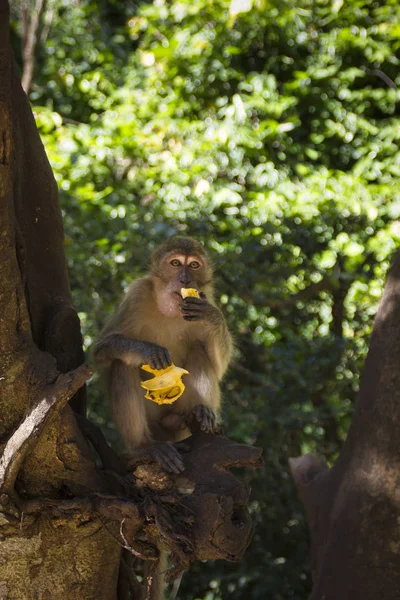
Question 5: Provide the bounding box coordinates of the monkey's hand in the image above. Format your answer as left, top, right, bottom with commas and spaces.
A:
180, 294, 222, 323
149, 441, 185, 474
187, 404, 222, 434
134, 341, 172, 370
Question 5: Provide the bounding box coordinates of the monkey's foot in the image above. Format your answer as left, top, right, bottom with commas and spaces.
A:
150, 442, 185, 474
188, 405, 222, 434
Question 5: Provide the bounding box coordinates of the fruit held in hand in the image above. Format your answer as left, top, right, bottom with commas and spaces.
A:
140, 363, 189, 405
181, 288, 200, 299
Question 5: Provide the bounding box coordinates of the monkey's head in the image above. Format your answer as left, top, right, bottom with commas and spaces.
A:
150, 236, 214, 301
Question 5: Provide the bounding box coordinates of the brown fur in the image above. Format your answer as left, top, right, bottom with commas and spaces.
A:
94, 237, 232, 449
93, 237, 233, 598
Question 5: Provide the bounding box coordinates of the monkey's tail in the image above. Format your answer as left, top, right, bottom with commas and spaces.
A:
145, 552, 168, 600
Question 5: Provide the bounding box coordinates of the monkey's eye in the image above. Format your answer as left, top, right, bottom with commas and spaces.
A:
189, 261, 201, 269
170, 259, 181, 267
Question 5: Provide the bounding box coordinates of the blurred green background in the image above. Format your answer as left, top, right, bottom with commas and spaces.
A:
10, 0, 400, 597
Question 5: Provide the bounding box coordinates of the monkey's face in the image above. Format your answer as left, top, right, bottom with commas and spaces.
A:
152, 251, 213, 318
162, 253, 206, 296
151, 238, 214, 317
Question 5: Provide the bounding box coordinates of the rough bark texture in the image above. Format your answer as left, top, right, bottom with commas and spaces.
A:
290, 252, 400, 599
0, 4, 262, 598
0, 2, 120, 597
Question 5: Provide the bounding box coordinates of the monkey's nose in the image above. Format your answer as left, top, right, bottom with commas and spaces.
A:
179, 268, 191, 285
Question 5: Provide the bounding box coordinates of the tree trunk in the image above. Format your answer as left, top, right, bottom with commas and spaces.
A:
0, 1, 121, 598
0, 4, 261, 598
291, 251, 400, 599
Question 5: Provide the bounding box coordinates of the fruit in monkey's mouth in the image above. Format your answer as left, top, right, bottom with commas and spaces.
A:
181, 287, 200, 299
140, 363, 189, 405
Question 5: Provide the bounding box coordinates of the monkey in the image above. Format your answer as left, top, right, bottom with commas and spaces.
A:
94, 236, 232, 599
93, 236, 233, 474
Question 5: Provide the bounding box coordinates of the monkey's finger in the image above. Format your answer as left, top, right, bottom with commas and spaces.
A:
164, 349, 173, 367
210, 418, 218, 432
206, 407, 217, 427
181, 305, 205, 315
200, 414, 212, 432
192, 405, 203, 422
195, 406, 217, 433
153, 346, 171, 370
182, 301, 207, 311
159, 348, 172, 369
147, 357, 157, 369
163, 443, 185, 472
162, 456, 182, 474
209, 416, 218, 432
182, 297, 206, 306
169, 456, 185, 473
150, 354, 164, 370
181, 306, 204, 314
163, 450, 185, 473
183, 315, 201, 321
153, 447, 181, 474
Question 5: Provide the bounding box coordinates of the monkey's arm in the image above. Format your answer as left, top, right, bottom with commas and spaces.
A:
94, 334, 172, 370
180, 296, 233, 379
94, 276, 172, 369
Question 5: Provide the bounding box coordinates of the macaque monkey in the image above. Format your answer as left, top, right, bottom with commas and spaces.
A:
94, 236, 233, 474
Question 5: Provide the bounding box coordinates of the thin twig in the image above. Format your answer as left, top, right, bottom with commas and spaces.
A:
363, 67, 397, 89
21, 0, 47, 93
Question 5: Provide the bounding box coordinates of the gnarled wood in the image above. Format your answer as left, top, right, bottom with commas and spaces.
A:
292, 250, 400, 600
0, 365, 91, 495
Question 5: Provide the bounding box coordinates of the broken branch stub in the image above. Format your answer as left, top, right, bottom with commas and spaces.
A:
127, 430, 263, 576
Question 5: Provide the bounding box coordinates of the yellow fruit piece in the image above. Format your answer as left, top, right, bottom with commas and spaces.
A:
181, 287, 200, 299
140, 363, 189, 405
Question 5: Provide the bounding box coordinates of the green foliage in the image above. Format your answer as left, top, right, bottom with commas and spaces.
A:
11, 0, 400, 597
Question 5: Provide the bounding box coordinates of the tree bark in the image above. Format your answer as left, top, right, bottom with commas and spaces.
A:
0, 4, 261, 598
21, 0, 46, 94
0, 2, 121, 597
291, 251, 400, 599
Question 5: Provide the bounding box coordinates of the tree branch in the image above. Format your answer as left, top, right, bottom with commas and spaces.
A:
289, 454, 328, 501
0, 426, 262, 591
22, 493, 143, 523
0, 363, 91, 494
75, 414, 126, 475
21, 0, 47, 94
